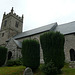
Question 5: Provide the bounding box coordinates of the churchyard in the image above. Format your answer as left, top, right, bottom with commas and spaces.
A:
0, 31, 75, 75
0, 64, 75, 75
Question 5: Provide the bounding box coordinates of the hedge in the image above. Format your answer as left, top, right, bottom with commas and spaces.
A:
22, 39, 40, 70
0, 46, 7, 66
40, 31, 65, 70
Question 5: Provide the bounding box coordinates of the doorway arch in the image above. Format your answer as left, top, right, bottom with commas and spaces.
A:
8, 51, 12, 60
70, 49, 75, 61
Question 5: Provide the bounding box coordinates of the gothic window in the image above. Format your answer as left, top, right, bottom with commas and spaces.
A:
2, 33, 4, 37
4, 20, 7, 26
15, 21, 19, 28
70, 49, 75, 61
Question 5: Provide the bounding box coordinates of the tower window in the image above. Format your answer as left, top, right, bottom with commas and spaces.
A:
4, 20, 7, 26
15, 21, 19, 28
2, 33, 4, 37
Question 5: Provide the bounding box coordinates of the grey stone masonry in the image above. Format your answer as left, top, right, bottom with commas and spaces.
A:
0, 7, 23, 46
6, 38, 22, 60
69, 61, 75, 68
64, 34, 75, 62
23, 67, 33, 75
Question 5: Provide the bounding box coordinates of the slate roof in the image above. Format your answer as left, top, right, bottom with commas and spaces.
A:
13, 22, 57, 39
7, 21, 75, 41
55, 21, 75, 35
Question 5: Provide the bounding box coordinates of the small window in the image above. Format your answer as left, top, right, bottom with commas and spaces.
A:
2, 33, 4, 37
4, 20, 7, 26
15, 21, 19, 28
70, 49, 75, 61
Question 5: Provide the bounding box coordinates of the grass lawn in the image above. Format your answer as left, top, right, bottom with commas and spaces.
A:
0, 66, 25, 75
60, 63, 75, 75
61, 68, 75, 75
34, 63, 75, 75
0, 64, 75, 75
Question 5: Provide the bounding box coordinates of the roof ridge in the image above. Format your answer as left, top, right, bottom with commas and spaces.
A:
59, 21, 75, 26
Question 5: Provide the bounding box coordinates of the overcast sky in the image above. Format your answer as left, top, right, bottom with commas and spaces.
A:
0, 0, 75, 31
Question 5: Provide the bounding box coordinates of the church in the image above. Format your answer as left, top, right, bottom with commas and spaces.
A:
0, 8, 75, 63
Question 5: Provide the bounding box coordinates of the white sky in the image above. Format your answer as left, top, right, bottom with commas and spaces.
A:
0, 0, 75, 31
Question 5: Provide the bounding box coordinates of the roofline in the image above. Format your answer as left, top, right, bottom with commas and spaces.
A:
15, 30, 50, 40
59, 21, 75, 26
14, 22, 57, 39
13, 22, 58, 39
64, 32, 75, 35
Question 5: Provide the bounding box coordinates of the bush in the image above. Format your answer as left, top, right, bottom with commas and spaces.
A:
6, 59, 23, 66
6, 60, 14, 66
0, 46, 7, 66
41, 60, 58, 75
40, 31, 65, 70
22, 39, 40, 70
14, 59, 23, 66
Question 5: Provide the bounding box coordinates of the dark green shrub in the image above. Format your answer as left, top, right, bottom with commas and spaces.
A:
0, 46, 7, 66
6, 60, 14, 66
14, 59, 23, 66
6, 59, 23, 66
22, 39, 40, 70
41, 60, 58, 75
40, 31, 65, 70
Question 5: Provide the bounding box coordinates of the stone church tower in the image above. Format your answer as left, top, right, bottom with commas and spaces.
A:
0, 7, 23, 46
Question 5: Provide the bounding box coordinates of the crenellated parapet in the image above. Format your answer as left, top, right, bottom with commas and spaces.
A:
3, 7, 23, 22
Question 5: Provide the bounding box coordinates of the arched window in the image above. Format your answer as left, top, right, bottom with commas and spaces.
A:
8, 51, 12, 60
70, 49, 75, 61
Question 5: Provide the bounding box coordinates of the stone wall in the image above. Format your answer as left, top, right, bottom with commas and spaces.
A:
64, 34, 75, 62
10, 16, 23, 33
0, 30, 9, 45
6, 30, 75, 63
17, 33, 44, 63
0, 8, 23, 46
6, 38, 21, 60
17, 33, 75, 63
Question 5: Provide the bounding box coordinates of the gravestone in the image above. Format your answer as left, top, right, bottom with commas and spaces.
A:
23, 67, 33, 75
